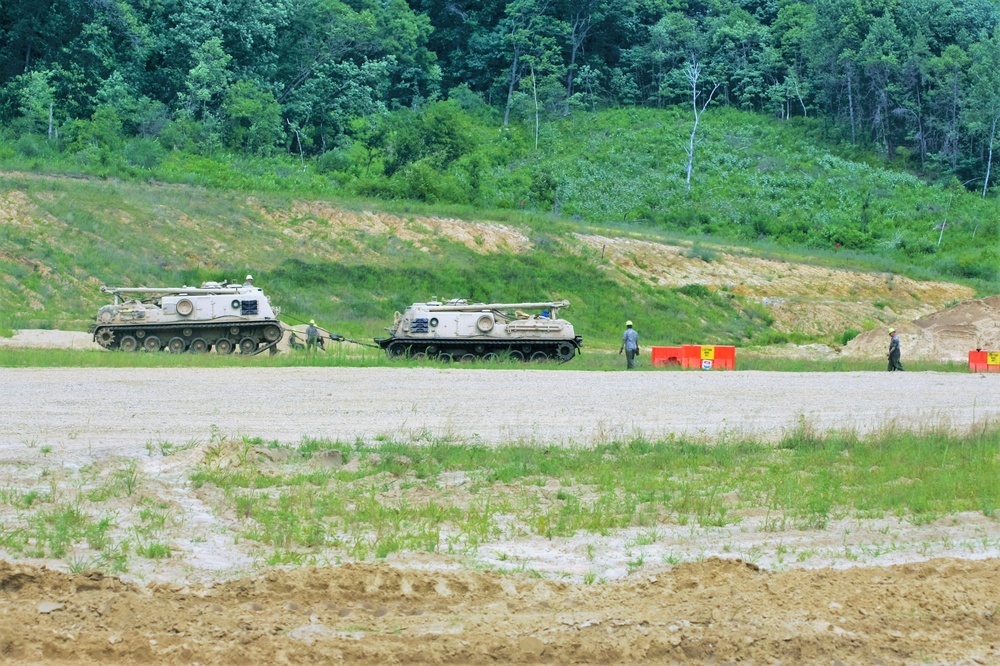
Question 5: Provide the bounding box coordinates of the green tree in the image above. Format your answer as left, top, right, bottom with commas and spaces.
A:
9, 69, 55, 133
222, 79, 283, 154
182, 37, 233, 120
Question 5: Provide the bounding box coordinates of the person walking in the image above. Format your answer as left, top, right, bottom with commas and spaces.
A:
619, 320, 640, 369
887, 327, 904, 371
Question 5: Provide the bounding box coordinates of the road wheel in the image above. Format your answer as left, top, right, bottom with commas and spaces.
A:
190, 338, 209, 354
387, 342, 407, 358
215, 338, 234, 354
482, 352, 499, 362
508, 350, 526, 362
120, 335, 139, 352
263, 324, 281, 342
530, 351, 549, 362
437, 352, 453, 363
238, 337, 257, 354
144, 336, 162, 352
460, 353, 477, 362
167, 337, 186, 353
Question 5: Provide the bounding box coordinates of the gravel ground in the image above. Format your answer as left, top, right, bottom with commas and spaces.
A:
2, 367, 998, 452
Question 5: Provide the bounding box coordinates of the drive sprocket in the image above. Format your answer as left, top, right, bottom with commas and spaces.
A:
95, 328, 115, 348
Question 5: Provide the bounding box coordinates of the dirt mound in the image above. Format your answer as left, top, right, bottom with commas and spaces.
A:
2, 557, 997, 664
572, 234, 973, 336
846, 295, 1000, 361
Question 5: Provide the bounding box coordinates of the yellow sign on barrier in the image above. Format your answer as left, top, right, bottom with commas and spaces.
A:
700, 346, 715, 360
988, 352, 1000, 365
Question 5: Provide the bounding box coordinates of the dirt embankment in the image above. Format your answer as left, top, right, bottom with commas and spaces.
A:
572, 234, 974, 339
2, 557, 998, 665
847, 295, 1000, 361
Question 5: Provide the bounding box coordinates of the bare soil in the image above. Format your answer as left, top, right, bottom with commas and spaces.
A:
847, 295, 1000, 361
1, 367, 999, 663
2, 558, 998, 665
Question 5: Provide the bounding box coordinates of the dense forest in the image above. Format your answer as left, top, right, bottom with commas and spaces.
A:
1, 0, 999, 282
5, 0, 1000, 181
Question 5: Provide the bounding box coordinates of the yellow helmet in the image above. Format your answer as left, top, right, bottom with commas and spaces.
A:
310, 319, 316, 325
626, 320, 633, 326
888, 327, 895, 333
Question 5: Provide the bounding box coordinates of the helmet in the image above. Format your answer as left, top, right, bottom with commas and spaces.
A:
888, 327, 895, 333
310, 319, 316, 325
245, 274, 253, 281
626, 320, 633, 326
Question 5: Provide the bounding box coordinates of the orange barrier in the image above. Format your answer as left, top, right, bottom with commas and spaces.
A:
651, 346, 683, 367
651, 345, 736, 369
683, 345, 736, 370
969, 350, 1000, 373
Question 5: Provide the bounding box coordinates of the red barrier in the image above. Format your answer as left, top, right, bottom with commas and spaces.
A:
656, 345, 737, 370
969, 350, 1000, 373
651, 346, 683, 367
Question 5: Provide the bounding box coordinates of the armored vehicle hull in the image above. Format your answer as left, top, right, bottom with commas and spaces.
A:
92, 282, 283, 354
376, 299, 582, 362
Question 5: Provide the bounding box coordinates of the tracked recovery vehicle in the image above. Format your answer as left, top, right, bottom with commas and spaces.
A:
92, 282, 283, 354
376, 299, 582, 362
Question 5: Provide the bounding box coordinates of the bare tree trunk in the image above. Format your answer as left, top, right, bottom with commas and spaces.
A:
48, 102, 54, 141
564, 12, 592, 116
791, 73, 806, 117
684, 58, 719, 195
984, 118, 997, 198
503, 50, 521, 127
288, 119, 304, 169
531, 65, 539, 149
846, 63, 856, 144
950, 71, 960, 169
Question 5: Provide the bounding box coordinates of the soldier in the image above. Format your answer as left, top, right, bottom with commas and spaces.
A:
619, 320, 640, 369
243, 274, 254, 287
306, 319, 323, 351
887, 327, 904, 371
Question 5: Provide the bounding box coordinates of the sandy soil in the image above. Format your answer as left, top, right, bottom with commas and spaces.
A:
3, 557, 998, 665
571, 233, 974, 337
848, 295, 1000, 361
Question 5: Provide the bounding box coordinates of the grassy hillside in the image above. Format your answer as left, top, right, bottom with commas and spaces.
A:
2, 105, 997, 347
0, 173, 777, 346
4, 105, 998, 286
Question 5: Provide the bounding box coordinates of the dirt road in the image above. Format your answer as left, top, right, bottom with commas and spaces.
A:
2, 367, 999, 452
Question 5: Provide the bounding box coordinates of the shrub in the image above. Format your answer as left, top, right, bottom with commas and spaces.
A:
676, 284, 712, 298
14, 134, 51, 158
123, 139, 166, 169
837, 329, 860, 345
683, 243, 718, 262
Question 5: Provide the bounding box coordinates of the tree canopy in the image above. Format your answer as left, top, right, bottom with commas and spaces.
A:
4, 0, 1000, 191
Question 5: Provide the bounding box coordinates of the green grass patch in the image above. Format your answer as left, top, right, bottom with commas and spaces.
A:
192, 426, 1000, 562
